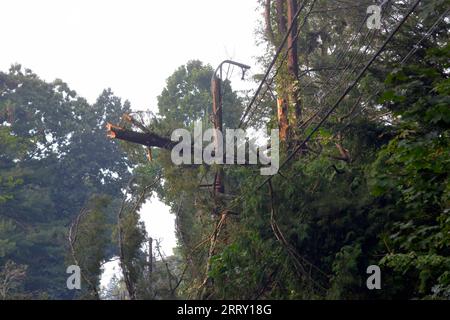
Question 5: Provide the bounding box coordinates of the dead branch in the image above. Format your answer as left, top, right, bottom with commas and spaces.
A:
122, 113, 151, 134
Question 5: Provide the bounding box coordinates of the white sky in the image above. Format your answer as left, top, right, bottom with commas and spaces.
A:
0, 0, 264, 285
0, 0, 263, 109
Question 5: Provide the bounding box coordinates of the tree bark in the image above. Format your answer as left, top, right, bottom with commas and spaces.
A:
276, 0, 287, 36
264, 0, 275, 44
106, 123, 270, 165
277, 98, 289, 142
287, 0, 301, 126
287, 0, 299, 81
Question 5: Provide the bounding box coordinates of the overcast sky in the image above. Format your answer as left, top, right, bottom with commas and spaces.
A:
1, 0, 263, 109
0, 0, 264, 273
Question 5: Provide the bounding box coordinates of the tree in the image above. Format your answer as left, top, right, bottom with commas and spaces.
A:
0, 261, 27, 300
68, 196, 111, 299
370, 43, 450, 298
0, 66, 133, 298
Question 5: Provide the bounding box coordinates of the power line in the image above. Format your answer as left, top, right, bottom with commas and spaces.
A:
240, 0, 318, 130
255, 0, 422, 191
220, 0, 423, 214
242, 0, 392, 130
302, 1, 395, 104
204, 4, 442, 292
216, 0, 424, 219
291, 2, 396, 130
261, 1, 391, 132
401, 8, 449, 63
340, 7, 449, 126
238, 0, 310, 129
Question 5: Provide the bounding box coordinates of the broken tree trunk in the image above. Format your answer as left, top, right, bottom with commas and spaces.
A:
106, 121, 268, 166
106, 123, 176, 150
287, 0, 301, 128
287, 0, 299, 82
273, 0, 300, 143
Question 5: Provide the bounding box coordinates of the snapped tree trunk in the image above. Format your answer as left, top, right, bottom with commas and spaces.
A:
106, 123, 176, 150
287, 0, 301, 126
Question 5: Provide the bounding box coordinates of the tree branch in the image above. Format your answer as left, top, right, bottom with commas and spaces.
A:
106, 123, 176, 150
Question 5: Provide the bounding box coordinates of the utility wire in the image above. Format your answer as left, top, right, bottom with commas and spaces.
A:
243, 0, 392, 130
238, 0, 309, 129
240, 0, 318, 130
340, 7, 449, 126
221, 0, 423, 213
402, 8, 449, 62
255, 0, 422, 191
303, 1, 394, 103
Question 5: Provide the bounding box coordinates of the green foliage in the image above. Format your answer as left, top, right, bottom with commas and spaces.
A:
0, 219, 17, 258
70, 196, 111, 299
0, 124, 28, 204
117, 209, 147, 291
0, 66, 133, 298
157, 60, 243, 130
370, 44, 450, 299
209, 234, 281, 299
328, 245, 362, 299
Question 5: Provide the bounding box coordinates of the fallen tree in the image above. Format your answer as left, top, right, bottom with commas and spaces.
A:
106, 122, 176, 150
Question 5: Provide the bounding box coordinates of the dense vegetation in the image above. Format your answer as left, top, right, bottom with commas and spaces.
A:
0, 0, 449, 299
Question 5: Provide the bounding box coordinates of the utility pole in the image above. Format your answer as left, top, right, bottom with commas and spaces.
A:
148, 237, 153, 275
211, 60, 250, 198
211, 75, 224, 195
201, 60, 249, 299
